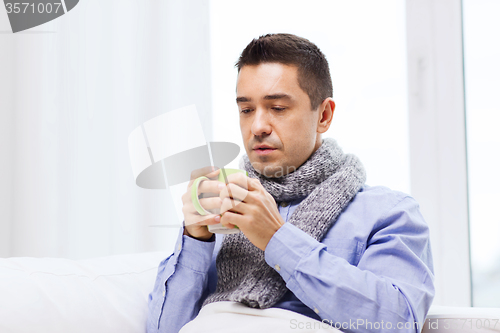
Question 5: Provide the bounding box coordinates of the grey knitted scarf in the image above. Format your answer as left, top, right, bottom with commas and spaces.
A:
202, 138, 366, 309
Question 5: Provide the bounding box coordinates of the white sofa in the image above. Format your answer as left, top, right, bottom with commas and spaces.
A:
1, 252, 499, 333
423, 305, 500, 333
0, 251, 167, 333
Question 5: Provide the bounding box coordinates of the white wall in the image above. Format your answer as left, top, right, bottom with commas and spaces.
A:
0, 0, 212, 259
0, 11, 15, 257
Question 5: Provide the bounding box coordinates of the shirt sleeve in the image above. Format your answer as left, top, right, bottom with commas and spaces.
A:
264, 196, 435, 333
147, 227, 216, 333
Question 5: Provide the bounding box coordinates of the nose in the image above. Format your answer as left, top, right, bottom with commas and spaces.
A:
251, 108, 272, 138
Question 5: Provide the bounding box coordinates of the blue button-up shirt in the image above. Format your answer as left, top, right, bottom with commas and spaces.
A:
147, 185, 434, 333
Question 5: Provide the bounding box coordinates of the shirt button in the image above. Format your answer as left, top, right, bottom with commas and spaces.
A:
177, 244, 181, 251
280, 201, 289, 207
274, 264, 281, 271
162, 290, 166, 297
314, 307, 319, 314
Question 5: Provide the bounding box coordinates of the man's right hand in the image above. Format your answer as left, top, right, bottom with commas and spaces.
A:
181, 166, 223, 241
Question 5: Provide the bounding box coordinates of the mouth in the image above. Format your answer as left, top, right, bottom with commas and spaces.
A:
253, 146, 277, 155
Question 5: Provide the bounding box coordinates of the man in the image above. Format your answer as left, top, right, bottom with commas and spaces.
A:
147, 34, 434, 333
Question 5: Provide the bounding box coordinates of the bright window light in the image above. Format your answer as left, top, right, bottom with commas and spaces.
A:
463, 0, 500, 307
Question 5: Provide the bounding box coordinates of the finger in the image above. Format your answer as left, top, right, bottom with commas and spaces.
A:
182, 181, 217, 205
181, 190, 191, 205
183, 191, 222, 216
220, 197, 245, 215
245, 177, 263, 191
220, 211, 242, 229
182, 199, 199, 216
220, 183, 249, 202
198, 196, 222, 212
198, 179, 224, 196
194, 214, 222, 226
199, 192, 218, 200
225, 173, 250, 190
225, 174, 263, 193
187, 166, 220, 188
205, 168, 222, 179
190, 166, 220, 180
183, 194, 217, 214
185, 213, 221, 227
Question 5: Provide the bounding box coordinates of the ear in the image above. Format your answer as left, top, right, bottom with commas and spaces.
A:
317, 98, 335, 134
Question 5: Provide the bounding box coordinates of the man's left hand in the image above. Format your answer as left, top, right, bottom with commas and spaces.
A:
219, 173, 284, 251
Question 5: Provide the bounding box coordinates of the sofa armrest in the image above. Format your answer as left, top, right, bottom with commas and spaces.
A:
0, 251, 168, 333
423, 305, 500, 333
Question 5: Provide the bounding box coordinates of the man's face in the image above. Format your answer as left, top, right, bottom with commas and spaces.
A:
236, 62, 323, 178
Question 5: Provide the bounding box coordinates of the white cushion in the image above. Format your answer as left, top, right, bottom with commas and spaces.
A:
423, 305, 500, 333
0, 252, 168, 333
4, 254, 500, 333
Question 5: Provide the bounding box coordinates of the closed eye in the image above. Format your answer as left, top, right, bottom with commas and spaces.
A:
272, 107, 286, 112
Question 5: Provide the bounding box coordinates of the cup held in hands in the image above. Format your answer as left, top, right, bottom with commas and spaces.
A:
191, 168, 248, 234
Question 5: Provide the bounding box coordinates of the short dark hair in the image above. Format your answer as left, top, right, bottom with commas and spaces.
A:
236, 33, 333, 110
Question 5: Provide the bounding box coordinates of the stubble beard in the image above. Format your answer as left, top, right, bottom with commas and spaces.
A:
249, 158, 297, 178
